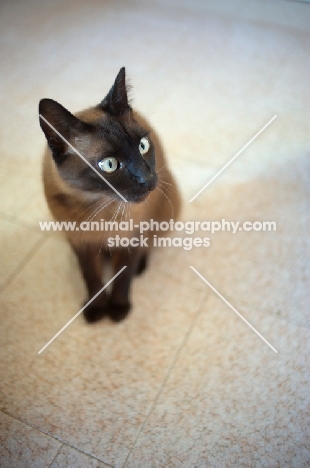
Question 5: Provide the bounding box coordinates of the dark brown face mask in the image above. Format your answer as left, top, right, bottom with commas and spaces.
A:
39, 67, 157, 203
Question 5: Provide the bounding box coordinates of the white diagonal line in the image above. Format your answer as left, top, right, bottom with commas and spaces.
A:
39, 114, 127, 202
189, 115, 277, 202
38, 266, 127, 354
190, 266, 278, 354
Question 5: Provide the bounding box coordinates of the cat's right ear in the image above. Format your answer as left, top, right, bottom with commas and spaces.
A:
99, 67, 131, 116
39, 99, 86, 158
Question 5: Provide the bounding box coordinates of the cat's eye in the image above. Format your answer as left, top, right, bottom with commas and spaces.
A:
139, 137, 150, 155
98, 157, 118, 173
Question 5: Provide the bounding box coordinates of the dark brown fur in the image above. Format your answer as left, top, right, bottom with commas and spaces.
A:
39, 68, 181, 322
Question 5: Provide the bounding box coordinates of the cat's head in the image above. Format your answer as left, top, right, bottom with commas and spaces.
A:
39, 67, 157, 203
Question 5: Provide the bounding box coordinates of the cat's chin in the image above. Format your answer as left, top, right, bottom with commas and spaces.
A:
128, 192, 150, 203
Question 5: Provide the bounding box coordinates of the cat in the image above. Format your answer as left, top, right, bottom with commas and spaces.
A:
39, 67, 181, 323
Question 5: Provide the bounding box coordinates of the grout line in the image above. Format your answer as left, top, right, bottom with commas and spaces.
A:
0, 409, 114, 468
0, 236, 47, 295
0, 211, 27, 223
122, 291, 209, 467
16, 187, 42, 214
0, 211, 56, 239
48, 444, 64, 468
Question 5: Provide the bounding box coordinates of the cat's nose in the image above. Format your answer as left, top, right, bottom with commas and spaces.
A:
138, 173, 153, 185
136, 167, 154, 186
138, 172, 157, 191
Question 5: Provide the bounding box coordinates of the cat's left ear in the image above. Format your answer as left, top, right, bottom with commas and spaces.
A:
100, 67, 131, 116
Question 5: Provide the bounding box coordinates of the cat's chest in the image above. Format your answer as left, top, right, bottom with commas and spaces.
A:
65, 197, 151, 246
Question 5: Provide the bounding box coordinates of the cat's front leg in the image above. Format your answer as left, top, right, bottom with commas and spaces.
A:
72, 243, 108, 323
108, 247, 147, 322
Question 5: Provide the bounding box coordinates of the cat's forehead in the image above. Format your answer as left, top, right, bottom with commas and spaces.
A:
77, 107, 146, 142
102, 116, 146, 144
76, 106, 105, 123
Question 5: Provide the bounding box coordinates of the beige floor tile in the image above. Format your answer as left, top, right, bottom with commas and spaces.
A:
151, 16, 293, 170
12, 0, 191, 114
0, 236, 205, 467
50, 444, 112, 468
181, 172, 310, 326
0, 218, 43, 290
0, 0, 110, 100
18, 187, 54, 233
271, 33, 310, 109
222, 110, 310, 185
0, 101, 44, 218
126, 297, 310, 467
0, 158, 43, 219
0, 411, 61, 468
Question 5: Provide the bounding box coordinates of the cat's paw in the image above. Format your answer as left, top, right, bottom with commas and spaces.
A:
136, 254, 148, 275
83, 304, 107, 323
107, 302, 131, 322
82, 290, 108, 323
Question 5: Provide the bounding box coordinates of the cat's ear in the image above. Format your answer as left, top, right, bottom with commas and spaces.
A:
100, 67, 131, 116
39, 99, 86, 156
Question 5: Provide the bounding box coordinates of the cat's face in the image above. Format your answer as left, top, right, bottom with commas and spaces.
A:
39, 68, 157, 203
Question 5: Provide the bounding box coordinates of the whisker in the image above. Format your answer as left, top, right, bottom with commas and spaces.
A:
87, 197, 117, 223
157, 180, 178, 200
156, 186, 174, 218
97, 237, 104, 260
158, 180, 178, 194
93, 197, 120, 255
79, 196, 117, 246
73, 198, 102, 223
121, 202, 126, 225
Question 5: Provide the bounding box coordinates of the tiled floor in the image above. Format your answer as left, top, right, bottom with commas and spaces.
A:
0, 0, 309, 467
